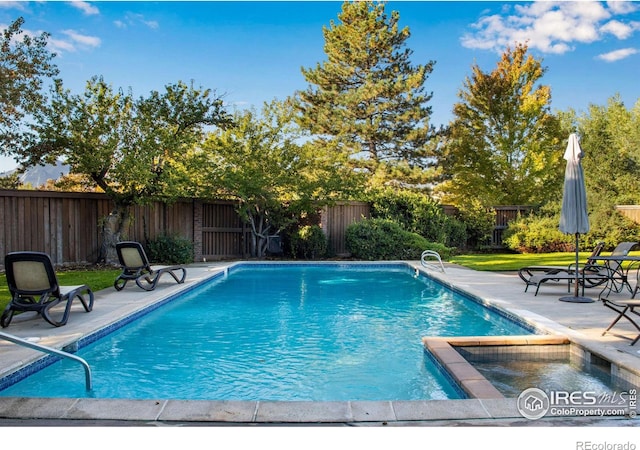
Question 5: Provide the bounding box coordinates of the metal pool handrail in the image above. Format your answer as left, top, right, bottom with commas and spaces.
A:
0, 331, 92, 391
421, 250, 446, 273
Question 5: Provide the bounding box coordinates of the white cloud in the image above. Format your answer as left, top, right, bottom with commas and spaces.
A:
0, 2, 27, 11
607, 1, 639, 15
45, 29, 100, 54
113, 13, 159, 30
596, 47, 638, 61
48, 37, 77, 54
601, 19, 640, 38
68, 1, 99, 16
462, 1, 639, 56
61, 29, 101, 48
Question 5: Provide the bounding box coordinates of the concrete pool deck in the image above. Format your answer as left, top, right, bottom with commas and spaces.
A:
0, 260, 639, 426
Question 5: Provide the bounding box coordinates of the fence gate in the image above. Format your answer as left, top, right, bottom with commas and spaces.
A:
492, 206, 533, 248
322, 201, 370, 256
200, 202, 250, 260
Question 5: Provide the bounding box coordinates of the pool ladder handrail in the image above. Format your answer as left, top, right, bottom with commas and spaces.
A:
420, 250, 445, 273
0, 331, 92, 391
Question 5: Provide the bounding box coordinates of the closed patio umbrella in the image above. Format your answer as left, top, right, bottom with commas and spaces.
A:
559, 133, 592, 303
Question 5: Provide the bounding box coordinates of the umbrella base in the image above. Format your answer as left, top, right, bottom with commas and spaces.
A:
559, 295, 595, 303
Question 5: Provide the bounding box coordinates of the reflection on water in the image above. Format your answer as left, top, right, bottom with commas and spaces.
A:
474, 360, 633, 397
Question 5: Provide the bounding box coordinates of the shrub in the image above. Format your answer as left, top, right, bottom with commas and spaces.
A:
367, 188, 468, 248
503, 215, 572, 253
345, 218, 452, 260
289, 225, 328, 259
583, 209, 640, 251
146, 234, 194, 264
503, 208, 640, 253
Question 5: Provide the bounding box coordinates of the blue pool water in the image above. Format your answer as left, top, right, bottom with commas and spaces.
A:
0, 264, 534, 401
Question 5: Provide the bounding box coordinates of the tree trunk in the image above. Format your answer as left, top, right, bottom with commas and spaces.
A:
247, 211, 270, 259
98, 205, 131, 264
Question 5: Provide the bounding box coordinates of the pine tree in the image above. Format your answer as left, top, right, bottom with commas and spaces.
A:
296, 1, 438, 188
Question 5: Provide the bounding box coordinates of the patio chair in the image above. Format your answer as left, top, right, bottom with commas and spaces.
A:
1, 251, 94, 328
518, 241, 605, 286
114, 241, 187, 291
524, 270, 610, 296
600, 269, 640, 346
520, 242, 608, 296
522, 241, 638, 296
584, 241, 639, 293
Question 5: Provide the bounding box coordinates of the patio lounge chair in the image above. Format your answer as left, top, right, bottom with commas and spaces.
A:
518, 241, 605, 286
522, 241, 638, 296
1, 251, 94, 328
600, 269, 640, 346
114, 241, 187, 291
524, 269, 609, 296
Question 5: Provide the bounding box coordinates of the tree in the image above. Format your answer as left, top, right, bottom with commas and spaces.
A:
200, 100, 358, 258
27, 76, 230, 263
0, 17, 59, 163
436, 43, 564, 209
579, 95, 640, 207
0, 172, 21, 189
296, 1, 439, 188
502, 97, 640, 254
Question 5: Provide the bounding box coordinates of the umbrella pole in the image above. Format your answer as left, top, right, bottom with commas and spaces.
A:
560, 232, 594, 303
574, 233, 580, 297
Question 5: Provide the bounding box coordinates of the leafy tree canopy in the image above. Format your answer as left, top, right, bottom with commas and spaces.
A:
578, 95, 640, 208
199, 99, 359, 257
436, 43, 565, 209
25, 76, 230, 262
0, 17, 59, 161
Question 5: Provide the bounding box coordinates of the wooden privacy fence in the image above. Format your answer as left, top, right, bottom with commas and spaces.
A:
1, 190, 109, 265
321, 201, 370, 256
199, 201, 251, 260
0, 190, 196, 266
0, 190, 371, 267
491, 206, 534, 248
7, 189, 622, 265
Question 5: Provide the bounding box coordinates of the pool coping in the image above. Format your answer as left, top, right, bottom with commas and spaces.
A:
0, 260, 639, 425
0, 396, 524, 424
423, 335, 572, 400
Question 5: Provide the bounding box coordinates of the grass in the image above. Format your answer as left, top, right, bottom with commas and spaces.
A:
449, 250, 640, 271
449, 251, 588, 271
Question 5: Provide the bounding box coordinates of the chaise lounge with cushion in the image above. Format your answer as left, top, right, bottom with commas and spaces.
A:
114, 241, 187, 291
1, 251, 94, 328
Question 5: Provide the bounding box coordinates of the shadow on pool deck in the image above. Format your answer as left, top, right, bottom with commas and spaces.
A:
0, 261, 638, 426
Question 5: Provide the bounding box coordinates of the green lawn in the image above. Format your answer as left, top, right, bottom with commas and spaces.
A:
450, 250, 640, 271
449, 252, 587, 271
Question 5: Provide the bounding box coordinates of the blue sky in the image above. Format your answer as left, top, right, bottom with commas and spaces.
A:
1, 0, 639, 172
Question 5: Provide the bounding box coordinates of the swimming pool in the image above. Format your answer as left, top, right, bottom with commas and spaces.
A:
0, 263, 536, 401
